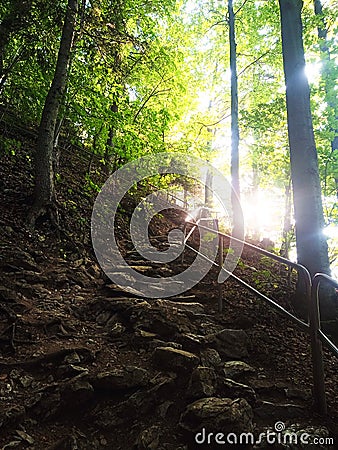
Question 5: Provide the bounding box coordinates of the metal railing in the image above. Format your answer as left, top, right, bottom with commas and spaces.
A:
148, 183, 189, 210
182, 217, 338, 415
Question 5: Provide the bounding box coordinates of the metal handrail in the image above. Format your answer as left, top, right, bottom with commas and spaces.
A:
182, 217, 337, 415
184, 219, 312, 316
312, 274, 338, 357
148, 182, 189, 209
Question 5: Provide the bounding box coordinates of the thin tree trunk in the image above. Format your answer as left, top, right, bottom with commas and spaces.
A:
251, 162, 260, 240
204, 168, 213, 208
29, 0, 78, 225
228, 0, 242, 237
103, 101, 118, 178
278, 0, 335, 318
280, 179, 292, 259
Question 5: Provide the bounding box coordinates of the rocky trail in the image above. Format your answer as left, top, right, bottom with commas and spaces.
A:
0, 141, 338, 449
0, 210, 338, 449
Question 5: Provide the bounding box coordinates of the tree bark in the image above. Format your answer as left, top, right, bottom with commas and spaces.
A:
313, 0, 338, 199
228, 0, 243, 238
29, 0, 78, 225
103, 101, 118, 178
278, 0, 335, 317
280, 179, 292, 259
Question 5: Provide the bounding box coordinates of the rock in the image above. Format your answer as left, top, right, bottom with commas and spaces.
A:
154, 299, 205, 315
130, 303, 192, 337
109, 322, 126, 336
254, 401, 307, 419
178, 333, 205, 351
205, 329, 248, 359
199, 349, 222, 368
92, 375, 176, 429
56, 364, 89, 379
62, 352, 81, 364
15, 429, 34, 445
19, 375, 34, 388
91, 298, 148, 316
92, 366, 149, 390
147, 339, 183, 351
136, 425, 162, 450
187, 366, 217, 398
135, 329, 158, 340
179, 397, 253, 434
250, 379, 287, 397
219, 379, 256, 405
222, 361, 255, 379
153, 347, 199, 373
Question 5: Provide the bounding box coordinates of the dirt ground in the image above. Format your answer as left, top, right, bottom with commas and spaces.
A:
0, 134, 337, 449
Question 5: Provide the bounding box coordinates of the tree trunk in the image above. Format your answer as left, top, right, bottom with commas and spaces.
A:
280, 179, 292, 259
204, 168, 213, 208
103, 101, 118, 178
228, 0, 242, 238
29, 0, 78, 225
278, 0, 335, 318
313, 0, 338, 199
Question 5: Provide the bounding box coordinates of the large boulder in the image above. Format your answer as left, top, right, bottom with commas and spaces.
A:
179, 397, 253, 437
222, 361, 255, 379
205, 329, 248, 359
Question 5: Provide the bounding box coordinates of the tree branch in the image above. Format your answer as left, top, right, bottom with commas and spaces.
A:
235, 0, 251, 16
238, 49, 271, 77
133, 78, 172, 123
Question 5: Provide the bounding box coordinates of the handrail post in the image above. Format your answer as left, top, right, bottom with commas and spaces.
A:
218, 232, 224, 314
310, 275, 327, 415
181, 221, 187, 265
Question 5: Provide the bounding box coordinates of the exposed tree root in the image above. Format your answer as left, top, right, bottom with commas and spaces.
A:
26, 197, 61, 230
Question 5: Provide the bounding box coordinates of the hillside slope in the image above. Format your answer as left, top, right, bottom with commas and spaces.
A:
0, 126, 337, 449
